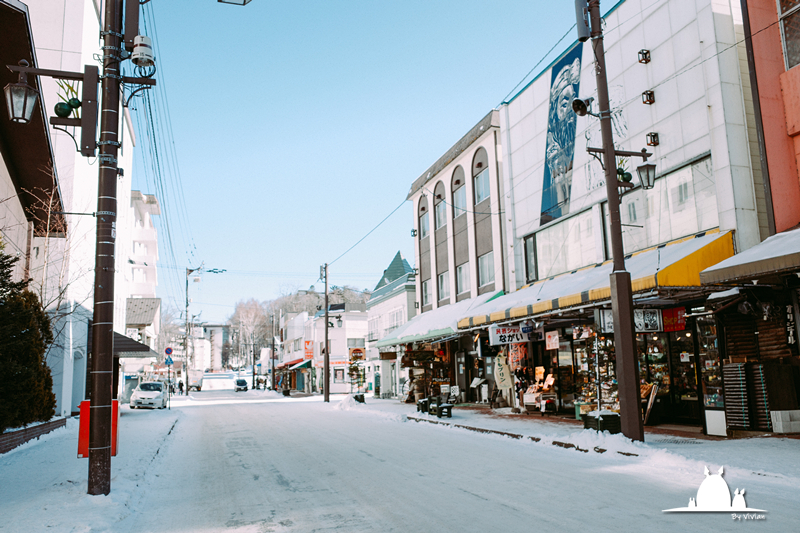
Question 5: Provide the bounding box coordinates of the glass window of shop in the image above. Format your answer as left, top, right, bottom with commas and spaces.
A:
535, 209, 596, 279
604, 157, 718, 255
696, 316, 723, 409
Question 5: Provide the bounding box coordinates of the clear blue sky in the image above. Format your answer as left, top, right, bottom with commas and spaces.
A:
133, 0, 581, 323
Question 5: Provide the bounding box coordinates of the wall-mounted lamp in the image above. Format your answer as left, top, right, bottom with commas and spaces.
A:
3, 60, 38, 124
410, 228, 417, 237
642, 90, 655, 105
646, 132, 660, 146
638, 49, 651, 64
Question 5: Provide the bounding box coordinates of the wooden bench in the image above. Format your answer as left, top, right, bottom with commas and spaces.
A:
428, 396, 453, 418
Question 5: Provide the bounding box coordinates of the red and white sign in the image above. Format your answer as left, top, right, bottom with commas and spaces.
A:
545, 331, 560, 350
663, 307, 686, 332
304, 340, 314, 360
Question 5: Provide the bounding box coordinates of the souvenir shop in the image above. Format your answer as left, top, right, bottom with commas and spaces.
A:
699, 228, 800, 435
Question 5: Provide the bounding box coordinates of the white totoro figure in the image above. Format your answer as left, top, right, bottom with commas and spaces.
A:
696, 466, 732, 510
688, 498, 696, 508
732, 488, 747, 510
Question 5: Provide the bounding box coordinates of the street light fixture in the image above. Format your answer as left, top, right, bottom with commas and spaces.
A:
636, 162, 657, 190
217, 0, 252, 4
3, 60, 38, 124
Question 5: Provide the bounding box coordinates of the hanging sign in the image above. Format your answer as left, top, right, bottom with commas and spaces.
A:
598, 309, 663, 333
545, 331, 559, 350
787, 305, 797, 346
304, 341, 314, 360
662, 307, 686, 332
489, 325, 535, 346
494, 353, 513, 389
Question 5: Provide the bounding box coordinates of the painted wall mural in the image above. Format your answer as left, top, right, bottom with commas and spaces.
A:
540, 43, 583, 224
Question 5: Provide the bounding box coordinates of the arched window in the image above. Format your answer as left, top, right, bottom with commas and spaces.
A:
472, 147, 490, 205
418, 196, 429, 239
433, 182, 446, 230
451, 166, 466, 218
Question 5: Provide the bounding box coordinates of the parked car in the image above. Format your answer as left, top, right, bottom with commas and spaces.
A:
234, 379, 248, 392
130, 381, 167, 409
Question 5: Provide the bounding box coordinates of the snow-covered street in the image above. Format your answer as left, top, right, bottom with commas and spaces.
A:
1, 393, 798, 532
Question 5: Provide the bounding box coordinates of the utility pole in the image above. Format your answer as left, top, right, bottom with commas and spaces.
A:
87, 0, 123, 497
271, 315, 276, 390
585, 0, 643, 441
322, 263, 330, 403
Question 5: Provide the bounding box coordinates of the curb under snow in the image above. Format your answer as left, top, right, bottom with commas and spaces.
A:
406, 415, 639, 457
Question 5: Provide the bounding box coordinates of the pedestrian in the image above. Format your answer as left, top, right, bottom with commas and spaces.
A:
178, 380, 184, 394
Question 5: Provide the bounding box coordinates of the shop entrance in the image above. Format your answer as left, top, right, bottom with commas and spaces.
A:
637, 321, 702, 425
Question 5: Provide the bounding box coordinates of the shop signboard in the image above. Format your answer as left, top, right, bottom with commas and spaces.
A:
545, 331, 559, 350
662, 307, 686, 332
494, 354, 513, 389
489, 325, 535, 346
349, 347, 365, 361
304, 340, 314, 360
597, 309, 663, 333
786, 305, 796, 346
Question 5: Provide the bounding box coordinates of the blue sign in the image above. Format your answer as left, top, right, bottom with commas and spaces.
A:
165, 347, 173, 355
521, 325, 533, 334
165, 356, 173, 366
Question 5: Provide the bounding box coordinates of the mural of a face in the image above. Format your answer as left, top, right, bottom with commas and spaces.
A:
540, 47, 583, 223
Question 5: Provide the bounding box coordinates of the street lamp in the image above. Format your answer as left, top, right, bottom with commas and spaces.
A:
3, 60, 38, 123
217, 0, 252, 4
636, 162, 657, 190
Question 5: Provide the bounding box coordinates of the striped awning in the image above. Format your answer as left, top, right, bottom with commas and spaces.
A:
458, 230, 734, 329
376, 291, 502, 348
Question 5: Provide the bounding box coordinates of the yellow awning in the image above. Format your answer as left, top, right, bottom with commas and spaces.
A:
458, 230, 734, 329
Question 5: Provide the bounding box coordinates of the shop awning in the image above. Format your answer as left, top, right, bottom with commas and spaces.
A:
289, 359, 311, 370
458, 230, 734, 329
278, 358, 304, 369
88, 331, 158, 359
375, 291, 503, 348
700, 226, 800, 286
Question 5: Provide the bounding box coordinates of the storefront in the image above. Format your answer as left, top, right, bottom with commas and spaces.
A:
376, 291, 502, 401
458, 231, 736, 430
701, 227, 800, 434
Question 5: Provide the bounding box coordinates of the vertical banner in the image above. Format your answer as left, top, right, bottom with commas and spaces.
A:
508, 343, 527, 371
545, 331, 560, 350
540, 43, 583, 223
494, 353, 513, 389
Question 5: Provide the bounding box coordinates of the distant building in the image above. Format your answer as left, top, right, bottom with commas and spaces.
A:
365, 252, 416, 397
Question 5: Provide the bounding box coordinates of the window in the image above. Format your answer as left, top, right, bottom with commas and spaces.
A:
474, 168, 490, 205
456, 263, 470, 295
434, 200, 446, 229
438, 271, 450, 301
523, 235, 537, 283
386, 308, 403, 332
478, 252, 494, 287
334, 368, 345, 382
453, 186, 466, 218
628, 202, 637, 223
368, 317, 380, 340
419, 213, 429, 239
421, 279, 431, 306
604, 157, 718, 255
536, 209, 596, 279
780, 1, 800, 69
347, 338, 365, 348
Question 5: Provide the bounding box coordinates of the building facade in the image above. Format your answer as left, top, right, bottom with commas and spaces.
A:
365, 251, 416, 397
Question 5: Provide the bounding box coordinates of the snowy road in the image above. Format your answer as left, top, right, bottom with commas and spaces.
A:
1, 393, 799, 532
